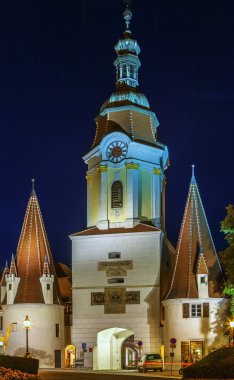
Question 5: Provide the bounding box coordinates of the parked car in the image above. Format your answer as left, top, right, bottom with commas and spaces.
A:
137, 353, 163, 372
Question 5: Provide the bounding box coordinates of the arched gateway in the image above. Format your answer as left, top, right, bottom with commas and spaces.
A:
93, 328, 135, 370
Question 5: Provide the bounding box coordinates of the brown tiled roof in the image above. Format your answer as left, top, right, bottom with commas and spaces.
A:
55, 262, 72, 299
165, 174, 223, 299
12, 188, 62, 305
71, 223, 160, 237
92, 108, 159, 148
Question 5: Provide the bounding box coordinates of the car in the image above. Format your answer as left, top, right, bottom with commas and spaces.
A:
137, 353, 163, 372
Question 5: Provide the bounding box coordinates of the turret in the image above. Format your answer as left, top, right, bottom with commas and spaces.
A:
196, 248, 209, 298
5, 254, 20, 305
40, 255, 54, 304
0, 261, 9, 303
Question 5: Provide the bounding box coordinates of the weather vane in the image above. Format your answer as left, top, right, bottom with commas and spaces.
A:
123, 0, 133, 30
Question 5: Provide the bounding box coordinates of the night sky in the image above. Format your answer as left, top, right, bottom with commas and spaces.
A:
0, 0, 233, 270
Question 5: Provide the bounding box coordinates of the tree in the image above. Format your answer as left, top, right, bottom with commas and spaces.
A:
220, 204, 234, 316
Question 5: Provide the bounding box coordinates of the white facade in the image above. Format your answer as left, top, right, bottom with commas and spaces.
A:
71, 230, 164, 369
2, 303, 64, 368
162, 298, 228, 363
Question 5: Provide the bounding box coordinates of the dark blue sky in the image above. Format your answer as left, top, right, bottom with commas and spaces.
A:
0, 0, 233, 269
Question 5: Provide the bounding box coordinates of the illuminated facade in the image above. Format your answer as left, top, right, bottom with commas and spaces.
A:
71, 4, 169, 370
71, 4, 227, 370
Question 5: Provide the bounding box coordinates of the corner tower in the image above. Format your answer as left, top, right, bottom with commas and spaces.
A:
83, 3, 169, 230
2, 181, 64, 368
71, 3, 170, 370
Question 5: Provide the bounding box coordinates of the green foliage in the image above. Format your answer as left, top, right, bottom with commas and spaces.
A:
183, 347, 234, 378
0, 355, 39, 374
220, 205, 234, 315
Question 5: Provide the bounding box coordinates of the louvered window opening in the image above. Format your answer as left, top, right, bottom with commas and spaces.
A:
111, 181, 123, 208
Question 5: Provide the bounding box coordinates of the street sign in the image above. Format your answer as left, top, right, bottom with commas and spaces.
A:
137, 341, 143, 347
170, 344, 176, 349
170, 338, 177, 344
170, 352, 174, 357
82, 342, 86, 349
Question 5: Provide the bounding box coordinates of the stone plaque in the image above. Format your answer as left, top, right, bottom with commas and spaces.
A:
98, 260, 133, 277
91, 292, 105, 305
104, 287, 126, 314
126, 291, 140, 304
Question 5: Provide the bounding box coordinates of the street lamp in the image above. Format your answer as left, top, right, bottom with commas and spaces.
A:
230, 320, 234, 347
24, 315, 31, 357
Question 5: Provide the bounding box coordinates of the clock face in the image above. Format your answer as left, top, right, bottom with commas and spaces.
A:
106, 141, 128, 162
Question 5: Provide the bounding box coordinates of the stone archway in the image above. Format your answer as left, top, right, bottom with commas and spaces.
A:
94, 327, 134, 370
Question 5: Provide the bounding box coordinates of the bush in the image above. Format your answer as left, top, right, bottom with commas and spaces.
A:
0, 366, 39, 380
183, 347, 234, 378
0, 355, 39, 374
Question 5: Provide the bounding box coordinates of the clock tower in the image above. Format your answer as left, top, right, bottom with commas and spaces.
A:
71, 3, 170, 370
83, 5, 169, 231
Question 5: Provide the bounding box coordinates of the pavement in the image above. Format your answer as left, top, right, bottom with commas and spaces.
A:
39, 368, 181, 380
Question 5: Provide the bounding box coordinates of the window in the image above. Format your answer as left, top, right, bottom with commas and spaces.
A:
191, 304, 202, 317
183, 303, 209, 318
47, 284, 51, 290
108, 252, 121, 259
200, 276, 206, 284
8, 284, 12, 291
111, 181, 123, 208
55, 324, 60, 338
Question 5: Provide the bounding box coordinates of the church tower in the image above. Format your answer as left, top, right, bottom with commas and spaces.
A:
71, 3, 169, 370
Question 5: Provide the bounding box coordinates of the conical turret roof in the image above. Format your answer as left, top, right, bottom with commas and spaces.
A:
165, 166, 223, 299
13, 181, 62, 304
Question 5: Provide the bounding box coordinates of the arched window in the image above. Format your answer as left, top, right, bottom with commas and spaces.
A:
111, 181, 123, 208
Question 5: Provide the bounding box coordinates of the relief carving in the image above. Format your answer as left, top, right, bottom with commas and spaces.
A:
98, 260, 133, 277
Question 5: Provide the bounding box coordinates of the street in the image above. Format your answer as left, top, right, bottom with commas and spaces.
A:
39, 369, 181, 380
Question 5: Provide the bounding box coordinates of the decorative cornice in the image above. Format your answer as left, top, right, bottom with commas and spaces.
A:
153, 168, 162, 175
125, 162, 139, 170
86, 174, 92, 181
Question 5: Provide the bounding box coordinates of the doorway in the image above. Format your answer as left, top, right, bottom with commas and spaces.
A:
54, 350, 61, 368
65, 344, 76, 367
94, 327, 134, 370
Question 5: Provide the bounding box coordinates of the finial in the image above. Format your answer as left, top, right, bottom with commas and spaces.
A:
191, 164, 196, 183
31, 178, 36, 196
123, 0, 133, 30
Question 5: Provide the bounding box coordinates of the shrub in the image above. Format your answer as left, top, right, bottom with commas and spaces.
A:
0, 355, 39, 374
0, 366, 39, 380
183, 347, 234, 378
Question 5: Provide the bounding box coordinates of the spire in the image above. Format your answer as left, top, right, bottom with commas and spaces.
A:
191, 164, 196, 183
0, 261, 9, 287
31, 178, 36, 196
9, 253, 17, 275
165, 167, 223, 299
11, 183, 62, 304
43, 255, 50, 275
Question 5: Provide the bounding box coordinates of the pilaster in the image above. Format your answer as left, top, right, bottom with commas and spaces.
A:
86, 173, 92, 227
97, 165, 109, 230
125, 162, 140, 227
152, 168, 162, 228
